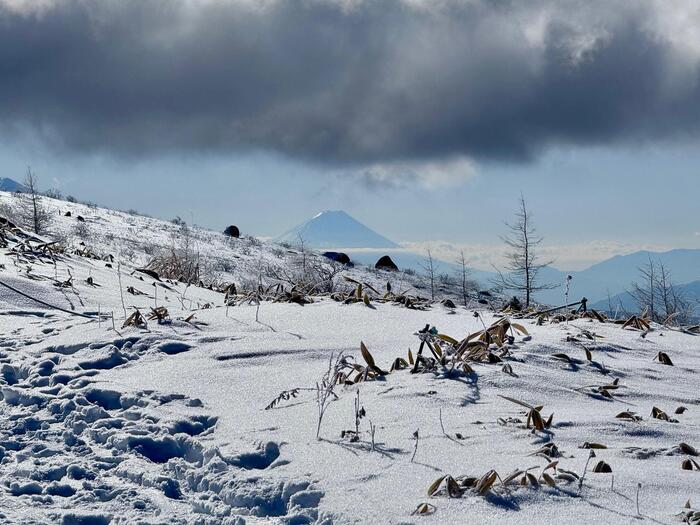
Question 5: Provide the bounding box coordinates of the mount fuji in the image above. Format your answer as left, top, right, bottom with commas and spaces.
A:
275, 210, 399, 249
0, 178, 27, 193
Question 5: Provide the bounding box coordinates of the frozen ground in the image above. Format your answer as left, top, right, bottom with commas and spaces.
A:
0, 193, 698, 524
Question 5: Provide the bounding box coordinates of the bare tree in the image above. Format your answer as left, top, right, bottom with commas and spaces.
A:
629, 257, 657, 320
296, 234, 308, 280
493, 194, 553, 308
17, 167, 50, 234
420, 249, 437, 301
629, 258, 692, 324
454, 249, 478, 307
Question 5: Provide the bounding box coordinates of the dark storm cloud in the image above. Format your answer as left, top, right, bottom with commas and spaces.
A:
1, 0, 700, 165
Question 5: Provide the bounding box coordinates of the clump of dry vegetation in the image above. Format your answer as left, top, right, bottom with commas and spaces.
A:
122, 309, 147, 328
147, 224, 201, 284
426, 458, 580, 502
498, 395, 554, 432
330, 276, 432, 310
654, 351, 674, 366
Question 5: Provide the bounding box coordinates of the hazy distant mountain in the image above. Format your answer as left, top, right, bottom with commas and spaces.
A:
591, 279, 700, 314
0, 178, 27, 192
276, 210, 399, 249
536, 249, 700, 306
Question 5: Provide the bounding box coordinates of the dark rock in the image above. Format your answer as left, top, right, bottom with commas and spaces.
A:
374, 255, 398, 271
76, 215, 85, 222
322, 251, 352, 266
134, 268, 160, 281
223, 225, 240, 238
0, 217, 17, 229
64, 211, 72, 217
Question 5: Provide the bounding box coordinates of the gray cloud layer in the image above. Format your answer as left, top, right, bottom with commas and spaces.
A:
1, 0, 700, 165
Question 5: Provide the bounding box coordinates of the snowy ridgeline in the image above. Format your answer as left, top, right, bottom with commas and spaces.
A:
0, 191, 699, 524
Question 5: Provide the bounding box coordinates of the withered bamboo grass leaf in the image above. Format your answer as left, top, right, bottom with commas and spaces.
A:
654, 351, 674, 366
592, 461, 612, 473
581, 442, 607, 449
475, 470, 498, 495
360, 341, 388, 375
681, 458, 700, 471
541, 472, 557, 487
427, 476, 447, 497
679, 443, 698, 456
411, 503, 436, 515
616, 410, 643, 422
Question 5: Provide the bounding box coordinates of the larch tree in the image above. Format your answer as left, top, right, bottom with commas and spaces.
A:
17, 167, 50, 235
494, 194, 553, 308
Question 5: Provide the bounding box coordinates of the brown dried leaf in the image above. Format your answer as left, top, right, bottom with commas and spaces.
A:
476, 470, 498, 495
541, 472, 557, 488
427, 476, 447, 497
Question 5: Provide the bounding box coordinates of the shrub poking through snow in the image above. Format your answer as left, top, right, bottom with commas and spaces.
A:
651, 406, 678, 423
340, 389, 366, 442
265, 388, 302, 410
620, 315, 651, 331
331, 276, 431, 310
315, 353, 344, 439
427, 460, 576, 502
122, 309, 146, 328
575, 378, 622, 400
147, 306, 170, 323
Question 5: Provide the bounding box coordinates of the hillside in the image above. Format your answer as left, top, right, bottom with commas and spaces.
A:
0, 192, 429, 305
0, 192, 698, 524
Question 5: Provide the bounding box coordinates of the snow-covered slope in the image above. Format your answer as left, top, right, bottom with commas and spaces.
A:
276, 210, 399, 249
0, 193, 698, 525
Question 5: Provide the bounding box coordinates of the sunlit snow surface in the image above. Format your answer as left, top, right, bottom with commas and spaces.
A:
0, 193, 698, 524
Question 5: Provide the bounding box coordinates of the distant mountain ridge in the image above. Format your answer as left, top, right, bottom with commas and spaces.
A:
590, 279, 700, 313
537, 249, 700, 306
275, 210, 399, 249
